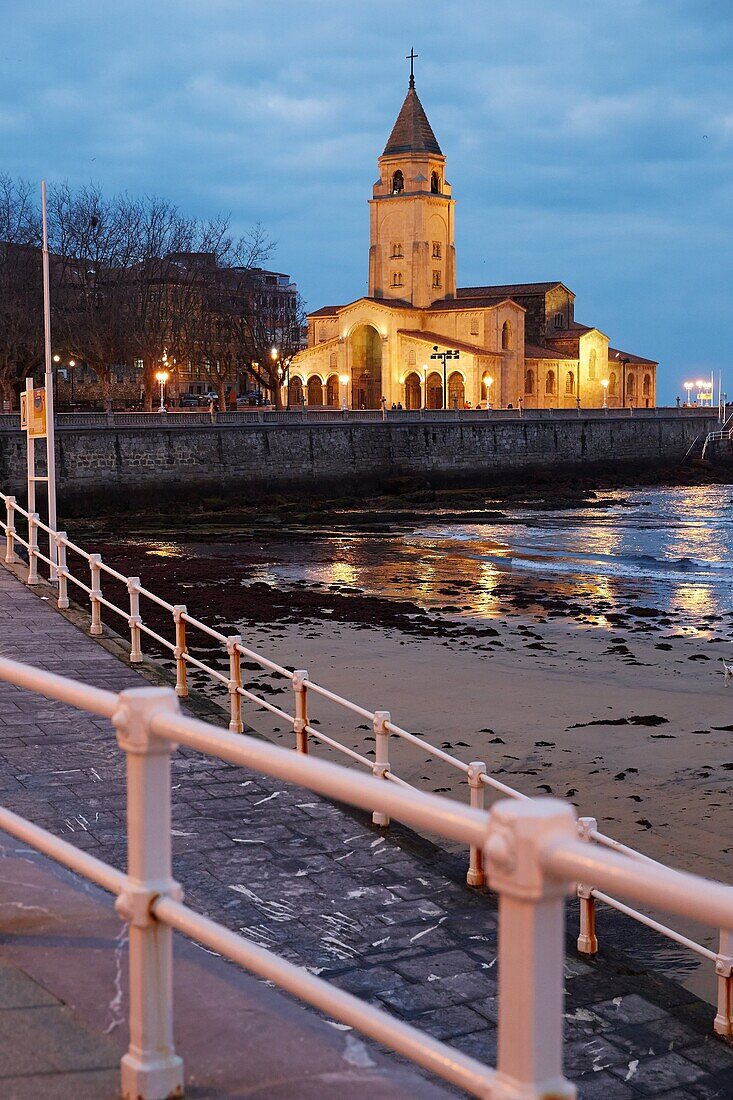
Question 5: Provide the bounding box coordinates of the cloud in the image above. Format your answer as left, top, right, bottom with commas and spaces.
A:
1, 0, 731, 400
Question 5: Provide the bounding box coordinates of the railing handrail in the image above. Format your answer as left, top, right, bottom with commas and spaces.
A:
2, 486, 731, 1039
0, 655, 731, 1096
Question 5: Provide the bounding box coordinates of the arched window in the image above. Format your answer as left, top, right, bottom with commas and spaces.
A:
426, 371, 443, 409
545, 369, 556, 395
525, 369, 535, 395
609, 371, 617, 396
448, 371, 465, 409
404, 372, 422, 410
289, 376, 303, 406
307, 375, 323, 406
392, 170, 404, 194
566, 371, 575, 395
627, 373, 635, 398
588, 349, 596, 380
391, 271, 403, 287
408, 349, 416, 366
329, 352, 337, 370
470, 314, 479, 336
326, 375, 339, 406
391, 242, 403, 258
431, 171, 440, 193
643, 373, 651, 397
501, 320, 513, 350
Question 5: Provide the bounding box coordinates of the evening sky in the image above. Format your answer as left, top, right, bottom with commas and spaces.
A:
1, 0, 731, 402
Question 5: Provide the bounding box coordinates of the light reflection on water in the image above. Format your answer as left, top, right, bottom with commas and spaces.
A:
242, 486, 733, 632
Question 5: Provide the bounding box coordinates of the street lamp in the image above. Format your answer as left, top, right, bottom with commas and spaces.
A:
601, 378, 609, 409
430, 344, 460, 411
484, 375, 494, 411
154, 369, 169, 413
339, 373, 349, 411
684, 381, 693, 406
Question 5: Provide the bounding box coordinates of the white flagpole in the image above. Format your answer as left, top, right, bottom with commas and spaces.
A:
41, 180, 58, 577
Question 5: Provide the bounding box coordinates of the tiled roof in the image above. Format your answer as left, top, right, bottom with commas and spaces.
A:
309, 305, 341, 318
429, 294, 524, 312
457, 281, 568, 298
609, 346, 658, 367
383, 86, 443, 156
397, 329, 501, 358
524, 343, 576, 361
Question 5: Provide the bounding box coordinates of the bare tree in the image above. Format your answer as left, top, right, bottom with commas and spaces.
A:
0, 176, 42, 407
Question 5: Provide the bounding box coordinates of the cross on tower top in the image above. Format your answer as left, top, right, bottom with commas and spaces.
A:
406, 47, 418, 88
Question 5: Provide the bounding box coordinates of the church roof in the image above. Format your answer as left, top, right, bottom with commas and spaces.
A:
383, 85, 443, 156
430, 294, 525, 313
524, 343, 576, 361
397, 329, 501, 358
609, 346, 658, 367
457, 281, 571, 299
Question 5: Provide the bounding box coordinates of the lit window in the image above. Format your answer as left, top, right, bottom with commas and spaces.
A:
565, 371, 575, 395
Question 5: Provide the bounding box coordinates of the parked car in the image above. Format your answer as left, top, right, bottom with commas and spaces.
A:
178, 392, 200, 408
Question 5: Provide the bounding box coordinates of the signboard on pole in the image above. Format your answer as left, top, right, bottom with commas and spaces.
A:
20, 387, 47, 438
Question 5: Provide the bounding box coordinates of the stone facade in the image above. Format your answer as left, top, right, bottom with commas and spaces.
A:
291, 81, 658, 413
0, 414, 714, 505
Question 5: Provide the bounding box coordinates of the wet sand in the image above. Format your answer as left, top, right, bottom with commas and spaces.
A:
67, 487, 733, 1003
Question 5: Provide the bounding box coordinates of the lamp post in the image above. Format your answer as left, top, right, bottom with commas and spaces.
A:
155, 369, 169, 413
684, 381, 693, 406
601, 378, 609, 410
616, 353, 629, 407
484, 375, 494, 411
430, 344, 460, 411
271, 346, 279, 408
339, 373, 349, 411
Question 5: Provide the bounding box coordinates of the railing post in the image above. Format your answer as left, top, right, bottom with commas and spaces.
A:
55, 532, 69, 609
714, 929, 733, 1037
292, 669, 309, 754
112, 686, 184, 1100
127, 577, 143, 663
172, 606, 188, 697
466, 761, 487, 886
372, 711, 391, 827
88, 553, 103, 634
576, 816, 598, 954
27, 512, 39, 585
227, 635, 243, 733
4, 495, 16, 564
486, 798, 577, 1100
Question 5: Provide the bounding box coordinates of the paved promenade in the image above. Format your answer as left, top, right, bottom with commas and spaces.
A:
1, 562, 732, 1097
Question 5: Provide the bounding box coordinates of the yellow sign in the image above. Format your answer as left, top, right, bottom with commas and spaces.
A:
20, 388, 47, 437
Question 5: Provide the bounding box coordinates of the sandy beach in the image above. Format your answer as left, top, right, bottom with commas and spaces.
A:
70, 482, 733, 1002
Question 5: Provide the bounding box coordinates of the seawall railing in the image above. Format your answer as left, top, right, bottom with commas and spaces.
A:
2, 489, 732, 1045
1, 653, 732, 1098
0, 406, 718, 432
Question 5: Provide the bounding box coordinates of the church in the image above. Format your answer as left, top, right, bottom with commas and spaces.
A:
290, 66, 657, 412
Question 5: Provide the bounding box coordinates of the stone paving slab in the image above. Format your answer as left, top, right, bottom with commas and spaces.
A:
1, 562, 733, 1097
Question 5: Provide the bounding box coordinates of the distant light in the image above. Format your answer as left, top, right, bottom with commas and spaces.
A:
601, 379, 609, 389
271, 347, 278, 360
69, 359, 75, 367
53, 354, 60, 363
339, 374, 349, 385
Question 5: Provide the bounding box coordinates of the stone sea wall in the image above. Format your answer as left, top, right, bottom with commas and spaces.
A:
0, 413, 718, 506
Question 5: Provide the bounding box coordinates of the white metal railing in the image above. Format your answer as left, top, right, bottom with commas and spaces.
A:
2, 490, 732, 1041
0, 655, 732, 1098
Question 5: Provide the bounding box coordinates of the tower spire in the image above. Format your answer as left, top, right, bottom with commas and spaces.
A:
406, 47, 418, 89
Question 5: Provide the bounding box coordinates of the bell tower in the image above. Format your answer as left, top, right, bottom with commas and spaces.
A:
368, 57, 456, 308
